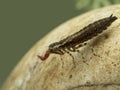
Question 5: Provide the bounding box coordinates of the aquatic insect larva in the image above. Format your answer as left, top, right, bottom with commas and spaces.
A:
38, 14, 117, 61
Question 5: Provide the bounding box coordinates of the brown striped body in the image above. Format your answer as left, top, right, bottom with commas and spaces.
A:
38, 14, 117, 61
60, 14, 117, 47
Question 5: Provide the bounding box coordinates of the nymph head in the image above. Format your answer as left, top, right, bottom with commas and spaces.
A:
37, 42, 63, 61
49, 42, 63, 55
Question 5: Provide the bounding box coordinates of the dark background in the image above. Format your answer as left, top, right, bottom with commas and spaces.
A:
0, 0, 81, 87
0, 0, 118, 88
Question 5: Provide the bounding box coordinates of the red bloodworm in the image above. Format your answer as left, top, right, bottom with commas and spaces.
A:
37, 50, 50, 61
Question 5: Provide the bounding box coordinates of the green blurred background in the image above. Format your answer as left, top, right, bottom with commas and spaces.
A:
0, 0, 119, 88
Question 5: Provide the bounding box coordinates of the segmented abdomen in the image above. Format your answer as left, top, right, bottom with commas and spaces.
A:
60, 14, 117, 47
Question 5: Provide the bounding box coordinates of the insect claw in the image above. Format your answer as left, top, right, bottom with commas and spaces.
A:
110, 14, 113, 18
